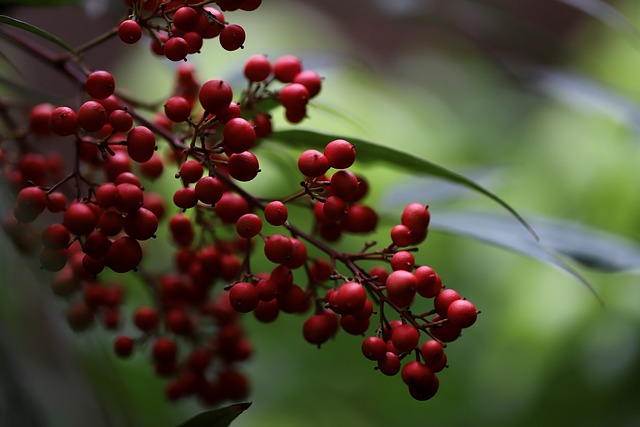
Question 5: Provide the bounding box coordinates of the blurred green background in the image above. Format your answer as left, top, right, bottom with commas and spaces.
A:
2, 0, 640, 426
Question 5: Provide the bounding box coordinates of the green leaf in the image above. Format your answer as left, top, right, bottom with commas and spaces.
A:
430, 211, 640, 302
0, 15, 78, 56
268, 129, 538, 239
176, 403, 251, 427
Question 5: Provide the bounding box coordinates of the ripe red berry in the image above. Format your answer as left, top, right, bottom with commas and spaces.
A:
303, 311, 339, 346
115, 182, 144, 213
219, 24, 245, 51
420, 340, 445, 367
330, 170, 359, 201
109, 109, 133, 132
173, 6, 200, 32
447, 299, 478, 328
414, 265, 442, 298
133, 306, 160, 332
244, 54, 272, 82
264, 201, 288, 226
401, 203, 430, 231
41, 224, 71, 249
29, 103, 54, 135
361, 336, 387, 361
49, 106, 78, 136
104, 236, 142, 273
223, 117, 256, 153
195, 176, 225, 205
390, 251, 415, 272
164, 36, 189, 61
126, 126, 156, 163
152, 337, 178, 363
123, 207, 158, 240
324, 139, 355, 169
77, 100, 108, 132
385, 270, 417, 308
114, 335, 135, 357
390, 224, 413, 247
235, 213, 262, 238
86, 70, 115, 99
228, 151, 260, 181
15, 186, 47, 222
199, 79, 233, 114
429, 314, 462, 343
273, 55, 302, 83
118, 19, 142, 44
214, 192, 250, 223
333, 282, 367, 315
377, 352, 401, 376
178, 160, 204, 184
391, 324, 420, 353
164, 95, 192, 122
298, 149, 329, 178
173, 187, 199, 210
228, 282, 259, 313
279, 83, 309, 110
63, 202, 97, 236
264, 234, 293, 264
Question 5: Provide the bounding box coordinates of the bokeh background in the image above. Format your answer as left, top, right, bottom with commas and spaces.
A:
1, 1, 640, 426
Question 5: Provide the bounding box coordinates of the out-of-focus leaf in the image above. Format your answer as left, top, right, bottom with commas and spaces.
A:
557, 0, 640, 50
0, 15, 78, 56
430, 211, 640, 301
269, 129, 538, 239
176, 403, 251, 427
0, 0, 79, 6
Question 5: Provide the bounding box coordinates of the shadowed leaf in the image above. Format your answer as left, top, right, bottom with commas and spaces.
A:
0, 15, 78, 56
176, 403, 251, 427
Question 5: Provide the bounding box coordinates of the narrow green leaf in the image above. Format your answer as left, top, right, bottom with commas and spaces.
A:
176, 403, 251, 427
429, 211, 640, 302
268, 129, 538, 239
0, 15, 78, 56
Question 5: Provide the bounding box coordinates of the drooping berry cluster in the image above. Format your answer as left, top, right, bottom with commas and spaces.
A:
0, 1, 479, 408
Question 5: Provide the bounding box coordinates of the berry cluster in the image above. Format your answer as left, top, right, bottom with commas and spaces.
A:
0, 0, 479, 408
119, 0, 261, 59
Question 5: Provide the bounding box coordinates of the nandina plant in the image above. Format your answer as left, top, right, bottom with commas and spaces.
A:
3, 1, 602, 424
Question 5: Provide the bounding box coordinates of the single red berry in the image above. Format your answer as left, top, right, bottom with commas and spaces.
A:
429, 314, 462, 343
298, 149, 329, 177
240, 0, 262, 11
83, 230, 111, 258
235, 213, 262, 238
420, 340, 445, 367
133, 306, 159, 332
63, 202, 97, 236
401, 361, 435, 389
164, 95, 192, 122
86, 70, 115, 99
324, 139, 355, 169
385, 270, 417, 307
126, 126, 156, 163
173, 6, 200, 32
251, 112, 272, 138
273, 55, 302, 82
330, 170, 359, 201
183, 31, 203, 54
447, 299, 478, 328
114, 335, 135, 357
414, 265, 442, 298
216, 101, 242, 124
223, 117, 256, 153
199, 79, 233, 114
196, 6, 225, 39
49, 106, 78, 136
173, 187, 199, 210
409, 374, 439, 401
118, 19, 142, 44
109, 109, 133, 132
390, 251, 415, 272
178, 159, 204, 184
41, 224, 71, 249
104, 236, 142, 273
115, 182, 144, 213
228, 151, 260, 181
390, 224, 413, 247
339, 314, 370, 335
391, 324, 420, 353
15, 186, 47, 222
333, 282, 367, 315
228, 282, 259, 313
123, 207, 158, 240
195, 176, 225, 205
219, 24, 245, 51
78, 100, 108, 132
279, 83, 309, 111
361, 336, 387, 361
244, 54, 272, 82
152, 337, 178, 363
401, 203, 430, 231
264, 234, 293, 264
292, 70, 322, 98
214, 192, 250, 223
28, 103, 54, 135
164, 36, 189, 61
264, 201, 288, 226
303, 310, 339, 346
377, 352, 401, 376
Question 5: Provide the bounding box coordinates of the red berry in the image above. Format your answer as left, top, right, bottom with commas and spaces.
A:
401, 203, 430, 231
298, 149, 329, 177
333, 282, 367, 315
109, 109, 133, 132
173, 6, 200, 32
133, 306, 160, 332
223, 117, 256, 153
164, 37, 189, 61
63, 202, 97, 236
447, 299, 478, 328
118, 19, 142, 44
219, 24, 245, 51
199, 79, 233, 114
126, 126, 156, 163
123, 207, 158, 240
303, 311, 339, 346
361, 336, 387, 361
264, 234, 293, 264
115, 182, 144, 213
292, 70, 322, 98
228, 282, 259, 313
152, 337, 177, 363
227, 151, 260, 181
15, 186, 47, 222
391, 324, 420, 353
244, 54, 272, 82
41, 224, 71, 249
78, 100, 108, 132
178, 159, 204, 184
28, 103, 54, 135
429, 314, 461, 343
377, 352, 401, 376
164, 95, 192, 122
324, 139, 355, 169
235, 213, 262, 238
390, 251, 415, 272
49, 106, 78, 136
330, 170, 359, 201
385, 270, 417, 307
214, 192, 250, 223
114, 335, 135, 357
195, 176, 225, 205
420, 340, 445, 367
173, 187, 199, 210
86, 70, 115, 99
279, 83, 309, 110
414, 265, 442, 298
104, 236, 142, 273
434, 289, 461, 317
273, 55, 302, 83
264, 201, 288, 226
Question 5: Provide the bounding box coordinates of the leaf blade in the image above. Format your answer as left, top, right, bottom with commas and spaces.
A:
0, 15, 78, 56
176, 402, 251, 427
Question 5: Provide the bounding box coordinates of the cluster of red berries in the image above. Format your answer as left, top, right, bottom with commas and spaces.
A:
0, 1, 479, 407
119, 0, 261, 60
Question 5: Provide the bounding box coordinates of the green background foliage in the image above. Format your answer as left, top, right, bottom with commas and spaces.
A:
1, 1, 640, 426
